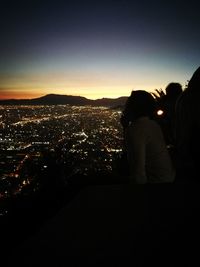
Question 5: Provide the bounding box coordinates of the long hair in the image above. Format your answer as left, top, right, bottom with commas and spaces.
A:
121, 90, 156, 129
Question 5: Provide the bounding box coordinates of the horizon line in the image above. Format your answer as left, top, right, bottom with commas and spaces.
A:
0, 93, 130, 101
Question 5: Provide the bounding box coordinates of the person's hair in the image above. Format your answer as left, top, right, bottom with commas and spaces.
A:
165, 83, 182, 98
123, 90, 156, 122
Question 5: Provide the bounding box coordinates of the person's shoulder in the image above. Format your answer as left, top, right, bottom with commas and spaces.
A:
131, 117, 157, 130
146, 119, 163, 134
148, 118, 159, 126
142, 117, 159, 127
127, 120, 146, 137
129, 117, 154, 135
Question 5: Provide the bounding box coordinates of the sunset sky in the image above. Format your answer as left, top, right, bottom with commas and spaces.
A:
0, 0, 200, 99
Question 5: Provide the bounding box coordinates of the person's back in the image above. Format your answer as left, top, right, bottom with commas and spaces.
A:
126, 116, 175, 184
122, 90, 175, 184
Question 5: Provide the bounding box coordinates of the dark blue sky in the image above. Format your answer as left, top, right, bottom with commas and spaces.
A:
1, 0, 200, 99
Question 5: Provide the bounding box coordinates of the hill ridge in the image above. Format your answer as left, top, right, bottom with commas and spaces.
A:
0, 94, 128, 107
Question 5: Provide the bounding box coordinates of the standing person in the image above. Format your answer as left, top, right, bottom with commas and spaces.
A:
163, 82, 183, 146
175, 66, 200, 181
123, 90, 175, 184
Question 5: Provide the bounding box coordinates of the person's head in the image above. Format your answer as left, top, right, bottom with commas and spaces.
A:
187, 66, 200, 92
165, 83, 182, 99
123, 90, 156, 122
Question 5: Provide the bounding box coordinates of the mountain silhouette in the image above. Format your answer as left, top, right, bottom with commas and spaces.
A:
0, 94, 128, 107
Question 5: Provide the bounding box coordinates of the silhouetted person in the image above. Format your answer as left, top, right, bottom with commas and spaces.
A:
155, 83, 182, 147
163, 83, 182, 146
165, 82, 183, 99
123, 90, 175, 184
175, 66, 200, 181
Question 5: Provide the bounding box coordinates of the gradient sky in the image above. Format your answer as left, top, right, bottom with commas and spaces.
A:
0, 0, 200, 99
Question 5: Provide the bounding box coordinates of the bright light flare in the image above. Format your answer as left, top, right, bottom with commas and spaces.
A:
157, 109, 164, 116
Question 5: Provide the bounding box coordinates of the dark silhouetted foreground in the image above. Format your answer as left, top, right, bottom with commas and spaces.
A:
1, 181, 200, 267
175, 66, 200, 182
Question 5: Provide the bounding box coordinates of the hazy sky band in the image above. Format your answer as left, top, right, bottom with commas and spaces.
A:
0, 0, 200, 99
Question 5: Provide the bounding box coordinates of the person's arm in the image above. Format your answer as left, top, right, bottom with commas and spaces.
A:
126, 125, 147, 184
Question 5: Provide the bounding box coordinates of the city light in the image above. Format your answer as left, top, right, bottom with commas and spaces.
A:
0, 104, 124, 200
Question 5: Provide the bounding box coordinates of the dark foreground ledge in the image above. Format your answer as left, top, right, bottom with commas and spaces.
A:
3, 182, 200, 266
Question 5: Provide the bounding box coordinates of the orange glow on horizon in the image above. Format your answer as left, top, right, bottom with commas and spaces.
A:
0, 86, 131, 100
0, 82, 161, 100
0, 91, 43, 100
0, 68, 173, 100
0, 91, 128, 100
0, 69, 164, 100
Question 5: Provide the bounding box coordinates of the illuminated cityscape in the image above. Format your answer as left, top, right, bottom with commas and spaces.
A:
0, 105, 123, 203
